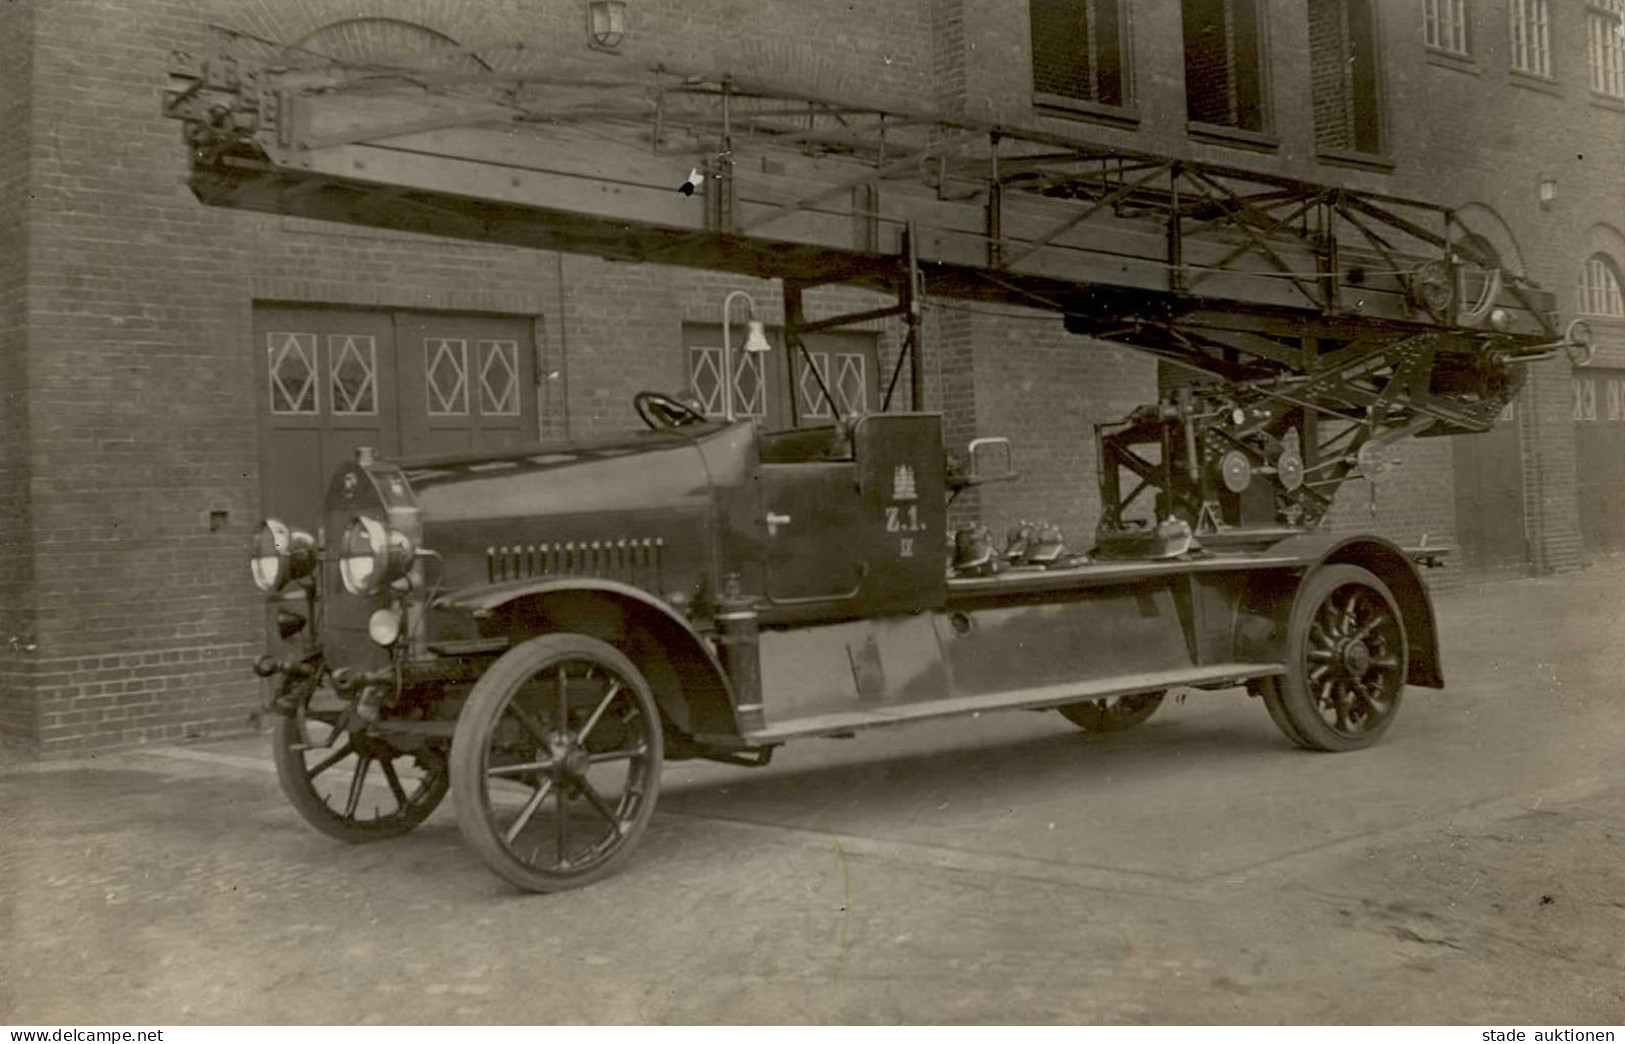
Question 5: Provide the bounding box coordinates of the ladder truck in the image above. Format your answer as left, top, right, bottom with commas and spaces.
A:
165, 29, 1587, 892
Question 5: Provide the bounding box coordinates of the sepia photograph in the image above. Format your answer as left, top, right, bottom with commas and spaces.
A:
0, 0, 1622, 1028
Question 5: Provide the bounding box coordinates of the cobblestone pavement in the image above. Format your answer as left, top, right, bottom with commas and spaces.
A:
2, 560, 1623, 1024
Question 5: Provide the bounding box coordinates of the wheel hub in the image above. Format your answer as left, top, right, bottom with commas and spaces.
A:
548, 732, 589, 778
1342, 639, 1372, 677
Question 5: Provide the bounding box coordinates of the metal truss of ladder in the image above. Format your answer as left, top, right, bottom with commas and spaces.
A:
164, 26, 1577, 454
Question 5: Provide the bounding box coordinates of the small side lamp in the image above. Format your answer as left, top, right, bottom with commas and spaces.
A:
588, 1, 627, 51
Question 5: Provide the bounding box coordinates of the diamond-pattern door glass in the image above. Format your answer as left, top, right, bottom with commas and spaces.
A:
268, 332, 319, 415
478, 340, 521, 416
733, 350, 766, 418
834, 353, 868, 414
798, 352, 833, 419
328, 334, 378, 416
426, 338, 470, 416
688, 345, 766, 418
689, 346, 725, 417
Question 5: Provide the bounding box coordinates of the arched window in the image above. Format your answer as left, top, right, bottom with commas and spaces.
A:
1579, 253, 1625, 317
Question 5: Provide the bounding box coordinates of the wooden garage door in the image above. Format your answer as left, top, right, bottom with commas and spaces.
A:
1451, 399, 1526, 574
1574, 368, 1625, 554
255, 306, 535, 529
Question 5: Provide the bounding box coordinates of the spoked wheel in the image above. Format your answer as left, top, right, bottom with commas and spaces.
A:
1057, 691, 1165, 732
271, 678, 449, 842
1261, 564, 1408, 751
449, 633, 663, 893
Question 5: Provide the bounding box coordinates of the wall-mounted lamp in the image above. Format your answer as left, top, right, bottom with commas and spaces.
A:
1539, 177, 1557, 210
722, 290, 773, 422
587, 1, 627, 51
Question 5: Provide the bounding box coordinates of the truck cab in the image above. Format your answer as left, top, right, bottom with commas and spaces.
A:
736, 414, 948, 622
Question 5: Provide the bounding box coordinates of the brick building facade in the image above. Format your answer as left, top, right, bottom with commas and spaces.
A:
0, 0, 1620, 755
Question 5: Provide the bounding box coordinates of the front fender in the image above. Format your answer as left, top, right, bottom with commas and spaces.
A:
1240, 533, 1443, 689
434, 576, 743, 740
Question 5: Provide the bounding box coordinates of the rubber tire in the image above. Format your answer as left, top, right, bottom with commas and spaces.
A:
1256, 678, 1315, 750
271, 709, 448, 843
1057, 691, 1165, 733
450, 633, 664, 893
1260, 563, 1408, 752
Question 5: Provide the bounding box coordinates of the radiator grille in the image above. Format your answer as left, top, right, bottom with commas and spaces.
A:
486, 537, 665, 588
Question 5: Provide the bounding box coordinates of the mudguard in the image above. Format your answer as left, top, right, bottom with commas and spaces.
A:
1237, 533, 1444, 689
435, 576, 741, 738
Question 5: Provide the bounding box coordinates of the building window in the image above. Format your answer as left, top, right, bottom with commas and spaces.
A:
477, 340, 521, 416
1423, 0, 1470, 55
1574, 377, 1598, 421
1579, 254, 1625, 316
1509, 0, 1551, 77
796, 351, 869, 419
1588, 0, 1625, 96
687, 344, 767, 419
268, 332, 320, 415
1309, 0, 1384, 155
328, 334, 378, 416
1181, 0, 1267, 131
1031, 0, 1130, 109
425, 337, 470, 416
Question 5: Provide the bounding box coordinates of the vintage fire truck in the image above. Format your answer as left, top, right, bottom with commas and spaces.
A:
166, 31, 1587, 891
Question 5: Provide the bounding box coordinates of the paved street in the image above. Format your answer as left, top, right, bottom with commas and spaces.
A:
3, 560, 1624, 1025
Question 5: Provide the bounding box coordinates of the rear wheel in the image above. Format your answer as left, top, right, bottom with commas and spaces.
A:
1057, 691, 1164, 732
271, 677, 448, 842
1261, 564, 1408, 752
450, 633, 663, 893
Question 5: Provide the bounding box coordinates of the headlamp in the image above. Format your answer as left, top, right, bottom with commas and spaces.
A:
368, 607, 403, 647
249, 518, 318, 594
338, 515, 415, 596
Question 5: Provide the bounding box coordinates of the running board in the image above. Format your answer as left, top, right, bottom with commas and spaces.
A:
743, 662, 1285, 744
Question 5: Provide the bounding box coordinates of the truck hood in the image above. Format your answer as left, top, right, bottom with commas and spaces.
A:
398, 426, 728, 524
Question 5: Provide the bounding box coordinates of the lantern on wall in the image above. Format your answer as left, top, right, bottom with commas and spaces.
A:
587, 1, 628, 50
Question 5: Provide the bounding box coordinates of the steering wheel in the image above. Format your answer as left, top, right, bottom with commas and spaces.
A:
634, 390, 709, 430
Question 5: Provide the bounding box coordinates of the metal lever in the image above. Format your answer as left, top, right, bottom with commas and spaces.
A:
764, 512, 792, 537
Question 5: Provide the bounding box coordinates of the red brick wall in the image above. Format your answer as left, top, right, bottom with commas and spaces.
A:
0, 0, 38, 753
966, 311, 1154, 545
1306, 0, 1352, 150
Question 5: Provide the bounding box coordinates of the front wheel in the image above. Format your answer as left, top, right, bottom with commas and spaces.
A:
450, 633, 664, 893
1261, 564, 1408, 752
271, 678, 449, 842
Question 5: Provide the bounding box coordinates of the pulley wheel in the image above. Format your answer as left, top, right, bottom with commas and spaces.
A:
1277, 451, 1304, 492
1220, 450, 1252, 493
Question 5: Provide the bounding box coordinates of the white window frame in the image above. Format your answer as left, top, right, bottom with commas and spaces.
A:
686, 343, 767, 420
1587, 0, 1625, 97
1509, 0, 1552, 77
267, 332, 320, 416
476, 339, 521, 416
1574, 378, 1598, 422
1424, 0, 1470, 55
425, 337, 470, 417
327, 334, 379, 417
1579, 255, 1625, 317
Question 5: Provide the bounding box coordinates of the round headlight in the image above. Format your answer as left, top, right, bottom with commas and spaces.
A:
338, 515, 414, 596
249, 519, 317, 594
368, 607, 402, 647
